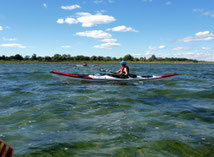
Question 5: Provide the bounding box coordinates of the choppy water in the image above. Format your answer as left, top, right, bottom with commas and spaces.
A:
0, 64, 214, 157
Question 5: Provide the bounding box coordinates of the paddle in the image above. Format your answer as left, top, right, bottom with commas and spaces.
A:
99, 68, 114, 73
99, 68, 127, 78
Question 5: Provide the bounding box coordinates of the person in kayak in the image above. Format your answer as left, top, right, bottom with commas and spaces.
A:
109, 60, 132, 78
116, 60, 129, 76
82, 62, 87, 66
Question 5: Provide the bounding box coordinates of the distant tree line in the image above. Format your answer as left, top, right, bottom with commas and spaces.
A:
0, 53, 198, 62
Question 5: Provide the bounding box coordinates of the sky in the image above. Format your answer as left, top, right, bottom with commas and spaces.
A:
0, 0, 214, 61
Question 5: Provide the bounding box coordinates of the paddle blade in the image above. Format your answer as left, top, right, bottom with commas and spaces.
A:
99, 68, 107, 72
99, 68, 113, 73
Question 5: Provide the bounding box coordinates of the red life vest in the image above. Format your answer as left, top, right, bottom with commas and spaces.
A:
119, 67, 125, 74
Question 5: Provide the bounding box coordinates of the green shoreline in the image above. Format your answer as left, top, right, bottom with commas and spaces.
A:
0, 60, 214, 64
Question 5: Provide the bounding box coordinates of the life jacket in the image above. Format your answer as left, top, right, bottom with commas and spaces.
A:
119, 66, 129, 74
119, 67, 125, 74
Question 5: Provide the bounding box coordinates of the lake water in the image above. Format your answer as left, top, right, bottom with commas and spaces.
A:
0, 64, 214, 157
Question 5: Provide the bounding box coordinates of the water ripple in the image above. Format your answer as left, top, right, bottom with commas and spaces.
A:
0, 64, 214, 156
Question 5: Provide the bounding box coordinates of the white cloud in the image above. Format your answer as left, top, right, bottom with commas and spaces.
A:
93, 0, 103, 4
94, 42, 120, 49
180, 36, 214, 42
202, 11, 214, 17
201, 47, 211, 50
61, 5, 81, 10
61, 45, 71, 48
101, 38, 117, 43
173, 46, 212, 51
172, 52, 214, 61
178, 31, 214, 42
145, 50, 153, 56
77, 13, 116, 27
43, 3, 47, 8
173, 47, 188, 51
195, 31, 210, 37
56, 18, 78, 24
148, 46, 157, 50
165, 1, 172, 6
193, 9, 204, 12
193, 8, 214, 18
131, 53, 142, 57
0, 26, 3, 31
142, 46, 214, 61
93, 0, 114, 4
0, 43, 26, 48
108, 0, 115, 3
65, 18, 78, 24
148, 45, 166, 50
76, 12, 91, 16
107, 25, 138, 32
57, 18, 64, 24
143, 0, 152, 2
75, 30, 112, 38
158, 45, 166, 49
2, 37, 17, 41
57, 12, 115, 27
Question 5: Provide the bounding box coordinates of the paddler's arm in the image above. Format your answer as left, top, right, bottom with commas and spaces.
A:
124, 67, 129, 75
115, 70, 120, 73
109, 70, 120, 73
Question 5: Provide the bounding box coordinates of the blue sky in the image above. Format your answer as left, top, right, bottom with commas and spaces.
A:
0, 0, 214, 61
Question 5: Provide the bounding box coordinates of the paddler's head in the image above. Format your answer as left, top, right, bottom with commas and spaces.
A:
120, 60, 127, 67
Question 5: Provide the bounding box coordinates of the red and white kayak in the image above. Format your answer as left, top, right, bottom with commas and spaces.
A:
50, 71, 178, 81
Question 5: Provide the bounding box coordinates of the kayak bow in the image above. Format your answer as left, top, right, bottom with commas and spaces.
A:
50, 71, 92, 79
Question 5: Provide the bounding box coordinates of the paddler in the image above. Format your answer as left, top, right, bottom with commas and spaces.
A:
116, 60, 129, 76
82, 62, 87, 66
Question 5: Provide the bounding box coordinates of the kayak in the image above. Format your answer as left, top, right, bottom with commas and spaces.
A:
50, 71, 178, 81
68, 64, 99, 67
68, 64, 86, 67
